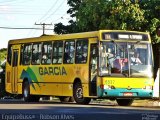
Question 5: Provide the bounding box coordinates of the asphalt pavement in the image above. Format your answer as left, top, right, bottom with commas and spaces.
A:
0, 99, 159, 120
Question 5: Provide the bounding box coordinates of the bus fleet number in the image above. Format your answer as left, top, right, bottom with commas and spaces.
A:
105, 80, 115, 85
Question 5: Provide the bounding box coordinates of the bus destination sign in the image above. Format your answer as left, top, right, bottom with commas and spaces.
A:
102, 32, 148, 41
118, 34, 142, 40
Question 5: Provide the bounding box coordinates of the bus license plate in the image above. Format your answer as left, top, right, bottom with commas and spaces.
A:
123, 92, 133, 96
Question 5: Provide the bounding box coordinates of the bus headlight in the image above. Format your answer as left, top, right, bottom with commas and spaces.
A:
143, 86, 153, 90
104, 85, 115, 89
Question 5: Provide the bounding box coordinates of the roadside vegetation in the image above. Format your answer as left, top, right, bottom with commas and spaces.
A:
0, 48, 7, 66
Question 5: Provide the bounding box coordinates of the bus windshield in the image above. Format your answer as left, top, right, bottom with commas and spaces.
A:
99, 41, 153, 77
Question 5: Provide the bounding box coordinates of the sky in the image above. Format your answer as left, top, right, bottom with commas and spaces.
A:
0, 0, 71, 49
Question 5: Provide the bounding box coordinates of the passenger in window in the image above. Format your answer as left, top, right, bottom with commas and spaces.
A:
91, 55, 97, 73
64, 52, 70, 63
32, 48, 38, 64
81, 53, 87, 63
106, 48, 115, 68
53, 58, 57, 63
131, 52, 142, 65
24, 54, 30, 64
42, 54, 47, 63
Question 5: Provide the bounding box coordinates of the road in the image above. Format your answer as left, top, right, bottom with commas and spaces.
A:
0, 99, 159, 120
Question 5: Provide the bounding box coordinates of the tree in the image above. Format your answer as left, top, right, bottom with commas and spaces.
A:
77, 0, 144, 30
54, 0, 81, 34
139, 0, 160, 43
67, 0, 81, 18
54, 20, 78, 34
54, 0, 160, 43
77, 0, 160, 42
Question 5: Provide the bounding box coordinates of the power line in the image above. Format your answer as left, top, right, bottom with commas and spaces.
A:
0, 0, 35, 5
51, 13, 68, 23
36, 0, 59, 23
0, 26, 53, 30
40, 0, 66, 22
28, 0, 59, 37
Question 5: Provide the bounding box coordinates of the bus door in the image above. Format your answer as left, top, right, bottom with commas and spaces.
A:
11, 48, 19, 93
89, 44, 98, 96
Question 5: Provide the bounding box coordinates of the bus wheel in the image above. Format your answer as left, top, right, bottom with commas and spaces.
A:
23, 81, 31, 102
73, 82, 91, 104
116, 99, 134, 106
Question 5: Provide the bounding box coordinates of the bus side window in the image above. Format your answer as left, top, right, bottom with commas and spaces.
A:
7, 44, 12, 65
20, 45, 23, 65
22, 44, 32, 65
32, 43, 41, 65
64, 41, 75, 64
42, 42, 52, 64
52, 41, 63, 64
75, 39, 88, 64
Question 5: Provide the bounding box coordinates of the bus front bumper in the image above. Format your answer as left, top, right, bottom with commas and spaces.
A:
98, 88, 153, 98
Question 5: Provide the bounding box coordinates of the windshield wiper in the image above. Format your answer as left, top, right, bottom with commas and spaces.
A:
136, 40, 141, 44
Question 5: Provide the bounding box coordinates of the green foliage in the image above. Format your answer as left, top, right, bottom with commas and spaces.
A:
54, 0, 160, 43
54, 0, 81, 34
0, 48, 7, 64
67, 0, 81, 18
139, 0, 160, 43
54, 20, 78, 34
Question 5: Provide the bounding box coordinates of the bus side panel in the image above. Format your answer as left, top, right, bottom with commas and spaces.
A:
29, 83, 41, 95
17, 65, 24, 95
39, 65, 64, 96
5, 62, 12, 93
18, 66, 42, 95
62, 64, 89, 97
17, 83, 22, 94
62, 83, 73, 96
62, 64, 79, 96
82, 84, 89, 97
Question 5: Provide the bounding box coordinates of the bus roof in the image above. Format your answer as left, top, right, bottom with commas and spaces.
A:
8, 30, 150, 45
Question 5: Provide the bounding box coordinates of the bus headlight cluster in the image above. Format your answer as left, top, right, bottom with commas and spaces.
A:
104, 85, 115, 89
143, 86, 153, 90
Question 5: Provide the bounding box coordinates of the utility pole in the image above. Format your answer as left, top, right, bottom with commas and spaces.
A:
35, 23, 52, 35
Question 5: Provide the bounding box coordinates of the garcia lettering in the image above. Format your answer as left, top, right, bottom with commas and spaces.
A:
39, 66, 67, 76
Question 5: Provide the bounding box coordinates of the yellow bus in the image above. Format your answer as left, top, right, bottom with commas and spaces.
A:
5, 30, 154, 106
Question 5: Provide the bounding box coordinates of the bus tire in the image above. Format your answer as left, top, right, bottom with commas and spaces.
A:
23, 81, 40, 102
73, 82, 91, 104
23, 80, 32, 102
116, 99, 134, 106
